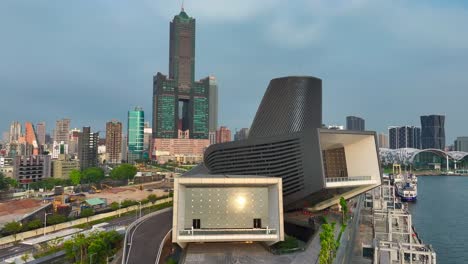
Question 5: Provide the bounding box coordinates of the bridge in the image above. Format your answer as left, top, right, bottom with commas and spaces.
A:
379, 148, 468, 170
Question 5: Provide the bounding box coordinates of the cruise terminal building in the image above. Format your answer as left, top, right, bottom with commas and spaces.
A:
173, 76, 382, 248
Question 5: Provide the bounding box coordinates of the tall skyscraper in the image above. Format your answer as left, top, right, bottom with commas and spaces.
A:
106, 120, 122, 164
36, 122, 46, 146
54, 118, 71, 145
377, 133, 389, 148
346, 116, 365, 131
127, 107, 144, 163
78, 127, 98, 170
151, 8, 217, 162
234, 128, 250, 141
152, 8, 216, 140
454, 137, 468, 152
388, 126, 421, 149
420, 115, 445, 150
68, 128, 80, 155
216, 126, 231, 143
9, 121, 22, 143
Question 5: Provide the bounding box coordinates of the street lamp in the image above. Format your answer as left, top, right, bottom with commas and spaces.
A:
136, 201, 142, 219
118, 198, 122, 217
43, 212, 53, 236
139, 201, 142, 218
89, 252, 96, 264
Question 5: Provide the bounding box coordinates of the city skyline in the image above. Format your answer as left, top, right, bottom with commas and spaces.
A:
1, 1, 468, 142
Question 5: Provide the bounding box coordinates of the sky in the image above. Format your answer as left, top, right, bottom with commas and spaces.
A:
1, 0, 468, 143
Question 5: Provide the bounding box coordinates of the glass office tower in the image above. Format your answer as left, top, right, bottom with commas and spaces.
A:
127, 107, 145, 163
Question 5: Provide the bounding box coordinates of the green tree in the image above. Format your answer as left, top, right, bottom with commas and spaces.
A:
69, 169, 82, 185
109, 164, 137, 181
46, 214, 67, 226
80, 208, 94, 218
339, 197, 348, 223
20, 253, 30, 263
26, 219, 42, 231
3, 221, 22, 242
64, 230, 123, 263
0, 173, 12, 191
110, 201, 120, 211
319, 222, 338, 264
82, 167, 105, 184
147, 194, 158, 204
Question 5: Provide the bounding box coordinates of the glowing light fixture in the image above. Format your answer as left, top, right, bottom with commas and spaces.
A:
236, 195, 247, 209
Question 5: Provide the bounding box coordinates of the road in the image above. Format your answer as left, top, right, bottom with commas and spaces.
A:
125, 208, 173, 264
0, 244, 35, 261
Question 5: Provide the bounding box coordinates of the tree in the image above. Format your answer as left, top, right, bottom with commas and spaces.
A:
339, 197, 348, 223
80, 208, 94, 218
26, 219, 42, 231
0, 173, 13, 191
319, 222, 338, 264
147, 194, 158, 204
3, 221, 22, 242
20, 253, 30, 263
109, 164, 137, 181
110, 201, 120, 211
82, 167, 105, 184
69, 169, 82, 185
64, 230, 123, 263
46, 214, 67, 226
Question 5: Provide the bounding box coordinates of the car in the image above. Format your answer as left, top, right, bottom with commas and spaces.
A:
146, 189, 153, 192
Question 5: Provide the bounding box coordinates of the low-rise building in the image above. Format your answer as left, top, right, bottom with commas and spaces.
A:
14, 155, 51, 185
52, 154, 80, 180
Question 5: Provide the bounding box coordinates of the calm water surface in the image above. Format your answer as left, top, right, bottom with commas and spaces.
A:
408, 176, 468, 264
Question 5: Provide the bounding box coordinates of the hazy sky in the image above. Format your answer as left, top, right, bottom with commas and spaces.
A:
1, 0, 467, 143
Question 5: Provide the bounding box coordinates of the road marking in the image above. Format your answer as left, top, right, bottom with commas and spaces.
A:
155, 228, 172, 264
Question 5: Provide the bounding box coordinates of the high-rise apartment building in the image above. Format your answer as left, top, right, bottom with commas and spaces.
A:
36, 122, 46, 146
378, 133, 389, 148
152, 9, 216, 140
127, 107, 144, 163
151, 8, 216, 161
421, 115, 445, 150
389, 126, 421, 149
346, 116, 365, 131
9, 121, 22, 143
78, 127, 98, 170
68, 128, 80, 155
454, 137, 468, 152
24, 122, 39, 155
54, 119, 71, 145
234, 128, 250, 141
106, 120, 122, 164
216, 126, 232, 143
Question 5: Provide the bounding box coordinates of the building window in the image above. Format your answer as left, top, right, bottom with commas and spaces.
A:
253, 218, 262, 228
193, 219, 201, 229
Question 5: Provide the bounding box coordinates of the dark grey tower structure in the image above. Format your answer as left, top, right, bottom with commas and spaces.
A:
78, 127, 99, 170
420, 115, 445, 150
346, 116, 365, 131
203, 76, 382, 210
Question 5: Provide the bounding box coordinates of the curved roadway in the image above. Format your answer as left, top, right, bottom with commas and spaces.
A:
126, 208, 173, 264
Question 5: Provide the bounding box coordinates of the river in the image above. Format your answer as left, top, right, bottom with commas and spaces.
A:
408, 176, 468, 264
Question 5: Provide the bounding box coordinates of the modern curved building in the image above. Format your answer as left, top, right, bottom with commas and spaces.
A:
173, 76, 382, 248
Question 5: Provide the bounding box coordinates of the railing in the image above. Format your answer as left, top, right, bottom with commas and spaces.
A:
179, 228, 277, 236
326, 176, 372, 183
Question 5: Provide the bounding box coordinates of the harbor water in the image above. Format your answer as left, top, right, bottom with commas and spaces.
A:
408, 176, 468, 264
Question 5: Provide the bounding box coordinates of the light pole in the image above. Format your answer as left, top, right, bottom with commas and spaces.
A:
89, 252, 96, 264
118, 198, 122, 217
139, 201, 142, 218
43, 212, 53, 236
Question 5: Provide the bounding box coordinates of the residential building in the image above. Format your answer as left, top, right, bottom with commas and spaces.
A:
54, 118, 71, 145
52, 154, 79, 180
152, 8, 217, 160
36, 122, 46, 146
51, 141, 68, 159
216, 126, 231, 143
105, 120, 122, 164
346, 116, 365, 131
68, 128, 80, 155
143, 125, 152, 153
454, 137, 468, 152
9, 121, 21, 143
388, 126, 421, 149
378, 133, 389, 148
0, 157, 14, 178
78, 127, 98, 170
127, 107, 144, 163
14, 155, 51, 185
234, 128, 249, 141
209, 131, 216, 145
121, 134, 127, 164
24, 122, 39, 155
421, 115, 445, 150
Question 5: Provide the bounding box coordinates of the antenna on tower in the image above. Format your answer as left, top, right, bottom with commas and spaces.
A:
181, 0, 185, 11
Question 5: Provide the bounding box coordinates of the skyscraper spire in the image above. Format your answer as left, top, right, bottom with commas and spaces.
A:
181, 0, 185, 12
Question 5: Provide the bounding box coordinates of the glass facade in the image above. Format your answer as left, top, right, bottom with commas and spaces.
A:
192, 97, 208, 138
128, 107, 144, 163
184, 187, 269, 229
156, 95, 176, 138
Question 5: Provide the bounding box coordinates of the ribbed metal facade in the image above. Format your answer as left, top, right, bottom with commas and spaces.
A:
249, 77, 322, 139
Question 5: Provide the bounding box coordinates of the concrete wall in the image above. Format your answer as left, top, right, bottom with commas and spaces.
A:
345, 135, 380, 181
0, 198, 172, 246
